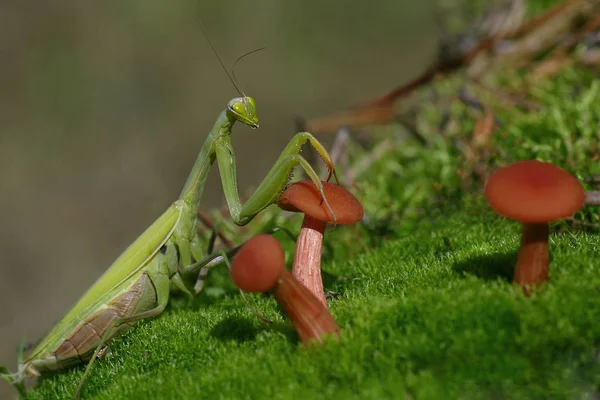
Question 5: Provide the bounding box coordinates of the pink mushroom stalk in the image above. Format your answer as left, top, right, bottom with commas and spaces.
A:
278, 181, 364, 307
230, 234, 340, 345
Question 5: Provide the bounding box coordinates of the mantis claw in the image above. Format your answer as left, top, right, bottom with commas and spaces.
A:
323, 163, 340, 185
328, 168, 341, 185
315, 148, 339, 185
315, 182, 337, 226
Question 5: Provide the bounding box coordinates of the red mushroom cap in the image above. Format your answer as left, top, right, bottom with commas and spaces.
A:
230, 234, 285, 293
485, 160, 585, 223
278, 180, 364, 224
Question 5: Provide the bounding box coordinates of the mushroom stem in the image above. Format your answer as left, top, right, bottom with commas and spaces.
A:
273, 269, 340, 345
292, 214, 328, 307
514, 223, 549, 294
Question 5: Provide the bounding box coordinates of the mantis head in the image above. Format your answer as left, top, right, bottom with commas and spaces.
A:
228, 96, 259, 129
198, 26, 262, 130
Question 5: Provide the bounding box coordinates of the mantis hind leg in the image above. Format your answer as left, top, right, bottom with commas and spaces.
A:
216, 131, 339, 226
0, 338, 29, 397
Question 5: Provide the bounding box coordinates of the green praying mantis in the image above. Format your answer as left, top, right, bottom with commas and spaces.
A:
0, 43, 338, 399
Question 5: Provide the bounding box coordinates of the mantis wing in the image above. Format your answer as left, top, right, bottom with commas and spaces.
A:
25, 201, 184, 362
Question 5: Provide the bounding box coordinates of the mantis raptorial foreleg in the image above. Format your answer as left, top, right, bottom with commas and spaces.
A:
217, 131, 339, 225
177, 129, 338, 292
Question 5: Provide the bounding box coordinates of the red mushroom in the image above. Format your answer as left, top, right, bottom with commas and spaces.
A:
230, 234, 340, 345
278, 180, 364, 306
230, 234, 285, 293
484, 160, 585, 294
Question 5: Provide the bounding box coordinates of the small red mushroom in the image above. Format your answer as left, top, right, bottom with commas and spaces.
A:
278, 180, 364, 307
484, 160, 585, 294
230, 234, 340, 345
230, 234, 285, 293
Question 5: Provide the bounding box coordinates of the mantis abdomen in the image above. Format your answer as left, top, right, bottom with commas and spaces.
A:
31, 271, 164, 373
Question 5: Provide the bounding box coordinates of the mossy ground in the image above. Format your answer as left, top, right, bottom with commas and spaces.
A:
26, 203, 600, 400
15, 4, 600, 399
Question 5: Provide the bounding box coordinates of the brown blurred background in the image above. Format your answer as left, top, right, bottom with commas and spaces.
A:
0, 0, 438, 395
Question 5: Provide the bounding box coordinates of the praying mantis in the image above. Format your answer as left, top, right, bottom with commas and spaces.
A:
0, 46, 338, 399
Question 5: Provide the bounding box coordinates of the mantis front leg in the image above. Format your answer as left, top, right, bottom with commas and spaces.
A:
180, 131, 338, 289
217, 131, 339, 226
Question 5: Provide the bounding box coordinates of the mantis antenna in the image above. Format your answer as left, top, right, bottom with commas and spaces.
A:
197, 21, 265, 97
231, 47, 266, 96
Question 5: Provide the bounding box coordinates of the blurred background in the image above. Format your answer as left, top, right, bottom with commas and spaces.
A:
0, 0, 441, 394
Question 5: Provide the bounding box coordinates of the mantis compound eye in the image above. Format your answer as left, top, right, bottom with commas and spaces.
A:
231, 103, 244, 115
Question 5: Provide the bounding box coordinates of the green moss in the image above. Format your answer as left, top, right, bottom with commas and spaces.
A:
26, 202, 600, 400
